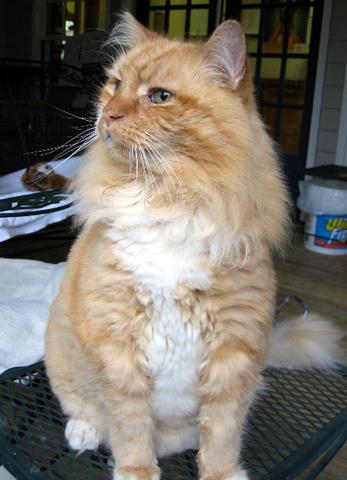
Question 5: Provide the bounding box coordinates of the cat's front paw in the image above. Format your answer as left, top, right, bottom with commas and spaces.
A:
65, 418, 100, 452
113, 466, 161, 480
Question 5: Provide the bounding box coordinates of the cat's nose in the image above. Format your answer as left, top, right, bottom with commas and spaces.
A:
103, 108, 124, 126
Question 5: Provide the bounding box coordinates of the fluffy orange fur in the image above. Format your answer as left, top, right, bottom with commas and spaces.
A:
46, 14, 290, 480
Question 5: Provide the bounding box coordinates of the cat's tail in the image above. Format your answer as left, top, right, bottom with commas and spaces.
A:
266, 313, 345, 369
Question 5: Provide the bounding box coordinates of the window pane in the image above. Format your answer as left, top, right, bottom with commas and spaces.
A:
189, 9, 209, 40
149, 10, 166, 34
168, 10, 186, 39
261, 58, 281, 80
192, 0, 209, 4
259, 59, 282, 104
262, 6, 312, 54
246, 35, 258, 54
241, 9, 260, 35
280, 108, 303, 155
263, 8, 284, 54
284, 59, 307, 105
171, 0, 187, 5
241, 8, 260, 54
288, 6, 312, 54
150, 0, 166, 6
242, 0, 261, 4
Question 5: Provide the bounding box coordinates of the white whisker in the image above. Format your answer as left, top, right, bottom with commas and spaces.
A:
139, 131, 184, 202
142, 131, 183, 189
25, 127, 96, 157
138, 143, 158, 198
129, 143, 134, 177
29, 132, 98, 185
138, 148, 150, 196
129, 143, 133, 175
49, 104, 95, 123
142, 144, 170, 199
132, 142, 139, 181
51, 132, 98, 162
135, 145, 139, 180
146, 142, 176, 187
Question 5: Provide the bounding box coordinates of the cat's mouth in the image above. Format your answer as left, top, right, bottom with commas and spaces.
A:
102, 128, 130, 158
101, 125, 146, 154
100, 121, 176, 182
104, 130, 112, 143
100, 121, 128, 149
101, 126, 138, 162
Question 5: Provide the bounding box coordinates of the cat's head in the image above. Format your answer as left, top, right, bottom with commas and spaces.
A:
79, 14, 289, 258
96, 14, 255, 190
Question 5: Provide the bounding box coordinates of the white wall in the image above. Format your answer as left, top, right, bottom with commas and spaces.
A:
308, 0, 347, 167
335, 60, 347, 166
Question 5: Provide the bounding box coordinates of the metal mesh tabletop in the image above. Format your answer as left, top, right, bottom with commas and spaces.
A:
0, 362, 346, 480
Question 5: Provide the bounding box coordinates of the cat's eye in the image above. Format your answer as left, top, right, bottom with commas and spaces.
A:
148, 90, 173, 104
114, 78, 122, 91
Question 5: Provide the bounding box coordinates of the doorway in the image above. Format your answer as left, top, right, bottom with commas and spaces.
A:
137, 0, 324, 194
224, 0, 323, 194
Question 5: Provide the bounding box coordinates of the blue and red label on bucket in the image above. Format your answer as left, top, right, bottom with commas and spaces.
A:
313, 215, 347, 249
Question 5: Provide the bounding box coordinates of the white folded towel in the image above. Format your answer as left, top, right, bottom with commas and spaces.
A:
0, 258, 65, 373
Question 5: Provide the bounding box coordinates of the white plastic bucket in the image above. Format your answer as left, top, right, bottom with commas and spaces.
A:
303, 213, 347, 255
297, 179, 347, 255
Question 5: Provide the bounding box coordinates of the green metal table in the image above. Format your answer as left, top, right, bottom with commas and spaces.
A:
0, 362, 346, 480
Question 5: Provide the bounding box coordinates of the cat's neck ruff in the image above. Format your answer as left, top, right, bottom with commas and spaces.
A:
107, 198, 212, 295
100, 178, 249, 277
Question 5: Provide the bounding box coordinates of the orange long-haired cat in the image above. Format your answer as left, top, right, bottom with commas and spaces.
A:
45, 14, 342, 480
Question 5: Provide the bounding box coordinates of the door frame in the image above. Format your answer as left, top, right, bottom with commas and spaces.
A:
306, 0, 334, 168
223, 0, 324, 194
136, 0, 325, 193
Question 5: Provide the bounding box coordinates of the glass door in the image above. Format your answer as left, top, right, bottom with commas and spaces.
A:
223, 0, 323, 194
138, 0, 323, 195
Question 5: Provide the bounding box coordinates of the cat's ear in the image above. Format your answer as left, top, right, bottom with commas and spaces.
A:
204, 20, 247, 90
111, 12, 157, 49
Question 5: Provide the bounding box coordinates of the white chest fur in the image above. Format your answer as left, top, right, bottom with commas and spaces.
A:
108, 224, 210, 420
147, 294, 202, 420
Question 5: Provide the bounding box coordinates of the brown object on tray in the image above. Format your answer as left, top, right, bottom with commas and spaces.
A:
21, 163, 69, 191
